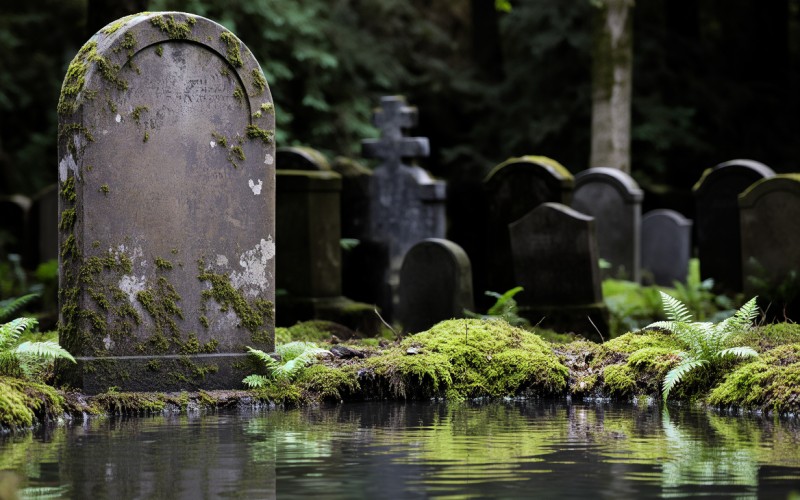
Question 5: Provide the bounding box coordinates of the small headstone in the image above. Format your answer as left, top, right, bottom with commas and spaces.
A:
276, 146, 332, 171
29, 185, 60, 266
361, 95, 446, 318
509, 202, 607, 340
739, 175, 800, 319
572, 167, 643, 282
693, 159, 775, 292
396, 238, 474, 334
640, 209, 693, 286
57, 13, 275, 393
483, 156, 573, 295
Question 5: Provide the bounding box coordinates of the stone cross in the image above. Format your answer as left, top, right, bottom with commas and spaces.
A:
362, 96, 429, 167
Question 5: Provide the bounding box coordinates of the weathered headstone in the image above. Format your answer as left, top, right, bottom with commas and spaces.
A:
396, 238, 474, 334
276, 146, 332, 171
572, 167, 643, 282
509, 203, 607, 340
483, 156, 573, 296
361, 95, 446, 318
57, 13, 275, 393
640, 209, 693, 286
693, 159, 775, 292
29, 185, 60, 266
740, 175, 800, 319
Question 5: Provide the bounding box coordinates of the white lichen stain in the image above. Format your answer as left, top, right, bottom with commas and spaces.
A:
115, 114, 122, 123
210, 141, 216, 148
118, 274, 146, 304
248, 179, 263, 195
102, 130, 108, 135
230, 236, 275, 296
103, 335, 115, 350
264, 153, 274, 165
215, 254, 229, 267
58, 153, 79, 182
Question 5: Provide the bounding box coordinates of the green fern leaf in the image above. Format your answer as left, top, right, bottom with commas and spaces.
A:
242, 374, 269, 388
719, 296, 759, 334
0, 317, 37, 351
14, 341, 76, 362
659, 291, 693, 323
0, 294, 40, 323
486, 287, 524, 316
662, 358, 707, 402
245, 346, 280, 370
714, 346, 759, 360
277, 341, 322, 361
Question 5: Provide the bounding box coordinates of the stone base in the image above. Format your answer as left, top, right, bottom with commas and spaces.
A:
519, 302, 610, 342
276, 295, 383, 335
57, 353, 259, 395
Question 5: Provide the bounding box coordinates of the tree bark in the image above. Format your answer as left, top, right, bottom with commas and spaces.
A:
590, 0, 633, 173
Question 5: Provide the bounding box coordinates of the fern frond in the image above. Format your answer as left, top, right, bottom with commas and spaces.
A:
714, 346, 759, 360
14, 341, 76, 363
643, 320, 680, 332
0, 317, 37, 350
662, 358, 707, 402
0, 294, 40, 323
242, 374, 270, 388
245, 346, 280, 370
659, 291, 693, 323
486, 287, 524, 316
720, 296, 759, 334
277, 341, 322, 361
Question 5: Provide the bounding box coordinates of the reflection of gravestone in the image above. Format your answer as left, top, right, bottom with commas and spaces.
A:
739, 175, 800, 320
640, 209, 693, 286
397, 239, 474, 334
509, 203, 607, 341
57, 13, 275, 393
693, 159, 775, 292
362, 96, 446, 318
572, 167, 643, 282
483, 156, 573, 296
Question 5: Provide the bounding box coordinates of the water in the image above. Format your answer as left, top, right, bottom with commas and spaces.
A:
2, 401, 799, 499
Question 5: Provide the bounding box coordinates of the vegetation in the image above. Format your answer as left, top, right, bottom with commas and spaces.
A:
243, 341, 327, 387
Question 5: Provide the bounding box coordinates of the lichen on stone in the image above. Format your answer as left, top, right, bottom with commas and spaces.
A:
149, 14, 196, 40
219, 32, 243, 68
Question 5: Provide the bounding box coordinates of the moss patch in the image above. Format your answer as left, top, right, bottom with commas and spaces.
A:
219, 32, 243, 68
0, 377, 64, 430
251, 69, 267, 94
149, 14, 196, 40
246, 124, 274, 145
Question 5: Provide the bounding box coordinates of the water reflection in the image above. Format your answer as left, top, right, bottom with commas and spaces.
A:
1, 402, 799, 499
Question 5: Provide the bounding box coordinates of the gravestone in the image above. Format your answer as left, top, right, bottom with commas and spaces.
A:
29, 185, 60, 266
509, 203, 607, 341
396, 238, 474, 334
0, 195, 31, 263
276, 169, 379, 333
739, 175, 800, 320
57, 13, 275, 393
362, 95, 446, 318
276, 146, 332, 171
693, 159, 775, 292
640, 209, 693, 286
483, 156, 573, 297
572, 167, 643, 282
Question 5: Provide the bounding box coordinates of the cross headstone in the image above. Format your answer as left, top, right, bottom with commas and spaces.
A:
276, 146, 332, 171
740, 175, 800, 320
640, 209, 693, 286
572, 167, 643, 282
361, 95, 446, 319
396, 238, 474, 334
693, 159, 775, 292
482, 156, 573, 297
509, 202, 607, 340
57, 13, 275, 393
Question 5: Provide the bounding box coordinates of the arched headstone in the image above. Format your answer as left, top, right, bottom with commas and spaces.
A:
640, 209, 693, 286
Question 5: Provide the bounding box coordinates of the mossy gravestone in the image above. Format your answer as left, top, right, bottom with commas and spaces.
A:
57, 13, 275, 393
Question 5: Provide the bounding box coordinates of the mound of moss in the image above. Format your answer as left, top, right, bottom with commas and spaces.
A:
0, 377, 65, 430
364, 319, 568, 400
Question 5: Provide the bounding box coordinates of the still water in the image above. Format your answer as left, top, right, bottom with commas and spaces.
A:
1, 401, 799, 499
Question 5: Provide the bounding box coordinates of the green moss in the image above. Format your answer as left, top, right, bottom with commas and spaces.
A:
199, 315, 210, 328
107, 99, 118, 113
59, 123, 94, 158
93, 390, 168, 415
252, 380, 302, 405
246, 124, 273, 145
197, 267, 273, 343
99, 184, 110, 196
146, 360, 161, 372
211, 132, 228, 148
602, 364, 637, 395
177, 333, 219, 355
101, 13, 149, 35
136, 275, 184, 346
154, 257, 173, 270
131, 105, 148, 125
143, 131, 149, 143
233, 86, 245, 103
119, 32, 137, 58
230, 145, 245, 165
60, 234, 77, 261
0, 377, 65, 429
296, 364, 359, 402
60, 175, 76, 203
251, 69, 267, 94
260, 102, 274, 114
219, 32, 243, 68
220, 66, 230, 78
149, 14, 196, 40
365, 319, 568, 400
155, 45, 164, 57
59, 207, 76, 231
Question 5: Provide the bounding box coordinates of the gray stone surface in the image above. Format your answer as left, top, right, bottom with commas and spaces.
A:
276, 146, 332, 171
483, 156, 573, 294
361, 95, 446, 318
397, 238, 474, 334
509, 202, 607, 340
640, 209, 693, 286
57, 12, 275, 393
740, 175, 800, 319
572, 167, 643, 282
693, 159, 775, 292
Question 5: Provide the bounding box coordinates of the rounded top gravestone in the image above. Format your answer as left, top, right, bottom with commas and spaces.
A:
57, 12, 276, 393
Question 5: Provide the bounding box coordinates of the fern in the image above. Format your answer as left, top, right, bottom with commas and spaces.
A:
644, 292, 760, 402
463, 287, 530, 327
0, 317, 37, 351
0, 293, 40, 323
243, 341, 327, 386
242, 374, 270, 388
0, 316, 76, 378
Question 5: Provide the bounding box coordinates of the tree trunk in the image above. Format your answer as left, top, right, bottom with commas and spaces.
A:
590, 0, 633, 173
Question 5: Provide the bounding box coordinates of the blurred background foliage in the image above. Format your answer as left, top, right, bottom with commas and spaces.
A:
2, 0, 800, 198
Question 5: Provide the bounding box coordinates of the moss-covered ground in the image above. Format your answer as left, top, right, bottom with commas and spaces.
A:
2, 320, 800, 432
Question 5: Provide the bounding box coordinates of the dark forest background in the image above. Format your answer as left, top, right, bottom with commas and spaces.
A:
2, 0, 799, 206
